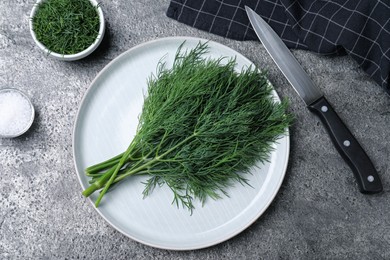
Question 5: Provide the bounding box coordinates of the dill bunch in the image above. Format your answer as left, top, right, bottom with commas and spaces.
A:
32, 0, 100, 55
82, 42, 293, 213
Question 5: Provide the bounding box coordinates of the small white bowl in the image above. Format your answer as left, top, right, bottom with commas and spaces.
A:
0, 88, 35, 138
29, 0, 105, 61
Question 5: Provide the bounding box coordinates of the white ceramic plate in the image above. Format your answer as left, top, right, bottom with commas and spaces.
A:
73, 37, 289, 250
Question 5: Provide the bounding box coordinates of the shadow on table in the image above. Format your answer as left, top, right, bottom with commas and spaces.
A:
79, 24, 112, 62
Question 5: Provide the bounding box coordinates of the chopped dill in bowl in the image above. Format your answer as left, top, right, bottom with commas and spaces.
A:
32, 0, 100, 55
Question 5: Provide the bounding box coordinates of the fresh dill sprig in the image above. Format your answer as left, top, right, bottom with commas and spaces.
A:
82, 42, 293, 213
32, 0, 100, 55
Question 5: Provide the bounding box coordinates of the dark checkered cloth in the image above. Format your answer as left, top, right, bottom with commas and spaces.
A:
167, 0, 390, 95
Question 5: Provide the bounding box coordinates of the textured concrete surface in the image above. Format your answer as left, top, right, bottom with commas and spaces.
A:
1, 0, 389, 259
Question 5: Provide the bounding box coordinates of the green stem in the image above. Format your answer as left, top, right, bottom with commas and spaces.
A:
109, 133, 198, 184
82, 167, 116, 197
83, 133, 197, 206
85, 152, 124, 174
94, 142, 136, 207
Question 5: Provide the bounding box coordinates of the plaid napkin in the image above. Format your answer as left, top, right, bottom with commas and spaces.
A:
167, 0, 390, 95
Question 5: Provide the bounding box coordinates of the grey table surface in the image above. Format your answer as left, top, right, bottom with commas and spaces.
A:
1, 0, 390, 259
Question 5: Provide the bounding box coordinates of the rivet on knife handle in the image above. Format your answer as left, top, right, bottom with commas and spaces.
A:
308, 97, 383, 193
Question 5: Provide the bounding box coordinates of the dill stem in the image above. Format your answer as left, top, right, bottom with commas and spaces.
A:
85, 152, 124, 175
94, 141, 136, 207
82, 167, 115, 197
83, 133, 197, 201
110, 133, 197, 183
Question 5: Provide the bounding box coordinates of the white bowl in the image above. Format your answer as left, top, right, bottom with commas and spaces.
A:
29, 0, 105, 61
0, 88, 35, 138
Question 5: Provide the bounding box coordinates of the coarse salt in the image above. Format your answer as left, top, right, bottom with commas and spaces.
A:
0, 89, 34, 137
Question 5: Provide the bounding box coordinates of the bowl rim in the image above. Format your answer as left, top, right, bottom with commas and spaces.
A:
0, 88, 35, 138
29, 0, 105, 61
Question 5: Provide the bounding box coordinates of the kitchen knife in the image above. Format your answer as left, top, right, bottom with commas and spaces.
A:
245, 6, 382, 193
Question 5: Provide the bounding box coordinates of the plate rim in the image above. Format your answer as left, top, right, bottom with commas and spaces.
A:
72, 36, 290, 250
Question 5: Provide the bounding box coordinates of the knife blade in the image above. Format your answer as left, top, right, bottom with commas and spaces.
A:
245, 6, 382, 194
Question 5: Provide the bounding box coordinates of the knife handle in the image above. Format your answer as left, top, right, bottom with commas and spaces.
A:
308, 97, 383, 194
